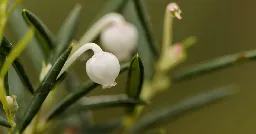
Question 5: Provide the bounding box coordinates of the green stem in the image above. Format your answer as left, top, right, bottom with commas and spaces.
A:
121, 3, 175, 132
0, 28, 34, 78
160, 6, 173, 60
0, 79, 15, 132
0, 0, 8, 47
74, 13, 124, 53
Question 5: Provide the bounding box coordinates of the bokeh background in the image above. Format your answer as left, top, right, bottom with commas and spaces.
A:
5, 0, 256, 133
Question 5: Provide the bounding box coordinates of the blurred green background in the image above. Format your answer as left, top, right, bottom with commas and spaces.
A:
6, 0, 256, 133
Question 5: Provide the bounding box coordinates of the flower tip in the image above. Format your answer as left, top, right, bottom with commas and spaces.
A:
102, 82, 117, 89
167, 2, 182, 19
176, 13, 182, 20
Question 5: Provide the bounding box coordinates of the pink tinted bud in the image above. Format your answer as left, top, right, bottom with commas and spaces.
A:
159, 43, 185, 71
172, 44, 184, 57
167, 3, 182, 20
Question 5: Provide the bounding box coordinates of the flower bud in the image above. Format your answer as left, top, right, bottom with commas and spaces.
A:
39, 62, 52, 81
6, 96, 19, 113
86, 51, 120, 89
159, 43, 186, 71
100, 22, 138, 61
167, 3, 182, 20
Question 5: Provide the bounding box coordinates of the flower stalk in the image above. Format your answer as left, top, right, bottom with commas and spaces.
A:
74, 13, 125, 52
121, 3, 185, 132
59, 43, 120, 89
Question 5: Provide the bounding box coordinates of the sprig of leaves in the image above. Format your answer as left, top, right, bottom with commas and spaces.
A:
1, 36, 34, 94
129, 86, 237, 133
173, 49, 256, 82
19, 46, 72, 133
45, 62, 130, 121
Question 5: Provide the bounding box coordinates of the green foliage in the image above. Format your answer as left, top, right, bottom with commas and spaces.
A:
131, 0, 159, 57
0, 0, 245, 134
63, 94, 146, 118
50, 4, 81, 62
1, 37, 34, 94
19, 46, 72, 133
129, 86, 237, 133
22, 9, 54, 57
46, 62, 130, 121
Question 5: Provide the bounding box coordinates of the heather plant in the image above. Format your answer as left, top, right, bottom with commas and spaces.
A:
0, 0, 241, 134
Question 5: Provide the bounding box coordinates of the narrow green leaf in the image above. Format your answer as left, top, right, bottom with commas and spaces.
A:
0, 28, 34, 78
129, 86, 237, 133
51, 72, 67, 91
47, 80, 98, 121
126, 54, 144, 113
181, 36, 197, 49
12, 59, 34, 94
1, 36, 34, 94
50, 4, 81, 62
65, 94, 146, 116
22, 9, 54, 57
172, 49, 256, 82
3, 72, 8, 95
19, 46, 72, 133
124, 1, 155, 79
0, 116, 10, 128
9, 6, 44, 72
0, 37, 12, 54
132, 0, 159, 57
46, 62, 130, 121
79, 94, 145, 110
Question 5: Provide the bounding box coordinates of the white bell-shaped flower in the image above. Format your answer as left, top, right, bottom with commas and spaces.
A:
100, 22, 138, 61
58, 43, 120, 89
86, 52, 120, 88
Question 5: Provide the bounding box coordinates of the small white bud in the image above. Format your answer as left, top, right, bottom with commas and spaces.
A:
39, 61, 52, 81
58, 43, 120, 89
6, 96, 19, 113
167, 3, 182, 20
100, 22, 138, 61
159, 43, 186, 71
